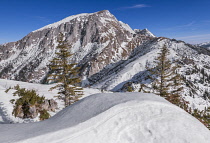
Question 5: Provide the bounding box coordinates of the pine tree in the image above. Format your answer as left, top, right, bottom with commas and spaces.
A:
48, 33, 83, 107
144, 44, 210, 129
146, 44, 172, 97
145, 44, 186, 108
167, 66, 186, 108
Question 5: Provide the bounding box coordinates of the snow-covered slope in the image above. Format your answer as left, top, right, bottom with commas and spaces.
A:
0, 92, 209, 143
0, 79, 102, 123
89, 38, 210, 109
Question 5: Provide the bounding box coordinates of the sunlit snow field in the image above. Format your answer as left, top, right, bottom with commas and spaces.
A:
0, 79, 209, 143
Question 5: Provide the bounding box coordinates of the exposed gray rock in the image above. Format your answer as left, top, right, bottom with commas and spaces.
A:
15, 105, 24, 118
40, 100, 50, 111
29, 105, 38, 119
41, 99, 58, 112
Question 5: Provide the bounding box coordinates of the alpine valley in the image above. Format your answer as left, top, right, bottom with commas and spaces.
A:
0, 10, 210, 110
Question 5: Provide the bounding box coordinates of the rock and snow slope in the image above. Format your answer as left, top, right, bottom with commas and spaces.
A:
0, 92, 209, 143
0, 79, 102, 123
0, 10, 210, 113
0, 10, 153, 83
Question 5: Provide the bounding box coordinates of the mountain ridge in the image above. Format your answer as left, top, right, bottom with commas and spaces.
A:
0, 10, 153, 83
0, 10, 210, 110
33, 10, 115, 32
198, 41, 210, 50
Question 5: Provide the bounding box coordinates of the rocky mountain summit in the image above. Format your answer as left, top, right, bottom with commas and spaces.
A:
0, 10, 210, 109
0, 10, 152, 83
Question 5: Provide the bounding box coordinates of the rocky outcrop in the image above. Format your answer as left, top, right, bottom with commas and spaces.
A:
41, 99, 58, 112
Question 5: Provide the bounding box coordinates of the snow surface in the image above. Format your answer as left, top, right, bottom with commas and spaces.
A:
0, 92, 209, 143
32, 13, 90, 32
0, 79, 103, 123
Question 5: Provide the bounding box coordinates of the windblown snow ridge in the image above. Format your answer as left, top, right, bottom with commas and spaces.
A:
0, 93, 209, 143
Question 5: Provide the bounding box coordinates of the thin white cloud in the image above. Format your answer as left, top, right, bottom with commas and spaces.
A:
129, 4, 150, 8
120, 4, 150, 9
163, 21, 196, 31
175, 34, 210, 44
176, 34, 210, 39
177, 21, 195, 28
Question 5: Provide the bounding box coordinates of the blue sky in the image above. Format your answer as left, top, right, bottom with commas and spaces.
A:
0, 0, 210, 44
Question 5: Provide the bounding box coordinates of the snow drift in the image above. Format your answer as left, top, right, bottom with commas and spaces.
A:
0, 92, 210, 143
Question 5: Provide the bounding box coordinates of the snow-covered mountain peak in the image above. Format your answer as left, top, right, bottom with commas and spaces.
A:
33, 13, 90, 32
33, 10, 116, 33
1, 10, 152, 83
134, 28, 156, 37
95, 10, 114, 17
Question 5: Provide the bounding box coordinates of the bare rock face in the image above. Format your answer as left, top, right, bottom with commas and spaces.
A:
15, 105, 24, 118
48, 99, 58, 112
29, 105, 38, 119
0, 10, 154, 83
40, 99, 58, 112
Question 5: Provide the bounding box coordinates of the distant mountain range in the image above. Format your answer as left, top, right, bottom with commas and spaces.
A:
0, 10, 210, 109
198, 42, 210, 50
